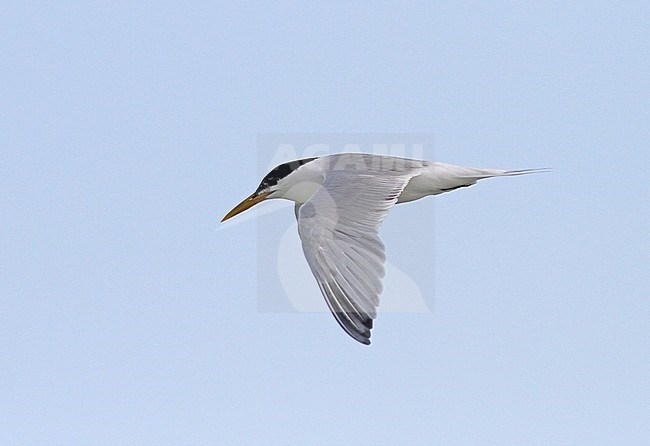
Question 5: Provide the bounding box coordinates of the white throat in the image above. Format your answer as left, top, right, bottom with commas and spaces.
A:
271, 162, 324, 204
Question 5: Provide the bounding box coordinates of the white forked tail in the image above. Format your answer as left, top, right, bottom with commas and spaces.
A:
464, 167, 551, 179
418, 163, 550, 197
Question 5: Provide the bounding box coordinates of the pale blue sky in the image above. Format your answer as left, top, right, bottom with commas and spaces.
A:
2, 2, 649, 445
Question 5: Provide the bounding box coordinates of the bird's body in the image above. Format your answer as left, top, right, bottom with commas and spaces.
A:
222, 153, 543, 345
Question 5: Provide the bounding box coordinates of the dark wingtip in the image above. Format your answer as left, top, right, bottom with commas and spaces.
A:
352, 329, 371, 345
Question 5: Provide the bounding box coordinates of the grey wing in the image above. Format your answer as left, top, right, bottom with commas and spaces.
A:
297, 168, 420, 344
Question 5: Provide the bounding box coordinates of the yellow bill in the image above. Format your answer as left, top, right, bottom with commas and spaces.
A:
221, 192, 271, 222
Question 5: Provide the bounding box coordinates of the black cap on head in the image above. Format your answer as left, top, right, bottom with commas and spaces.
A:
255, 157, 317, 193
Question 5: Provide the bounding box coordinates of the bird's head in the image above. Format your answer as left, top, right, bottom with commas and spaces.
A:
221, 157, 317, 222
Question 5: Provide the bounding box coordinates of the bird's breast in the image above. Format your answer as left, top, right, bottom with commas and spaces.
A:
281, 180, 323, 204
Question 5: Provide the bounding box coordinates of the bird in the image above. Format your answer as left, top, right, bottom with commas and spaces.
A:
222, 153, 544, 345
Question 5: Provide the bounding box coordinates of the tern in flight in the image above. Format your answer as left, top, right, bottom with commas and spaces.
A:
222, 153, 543, 345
